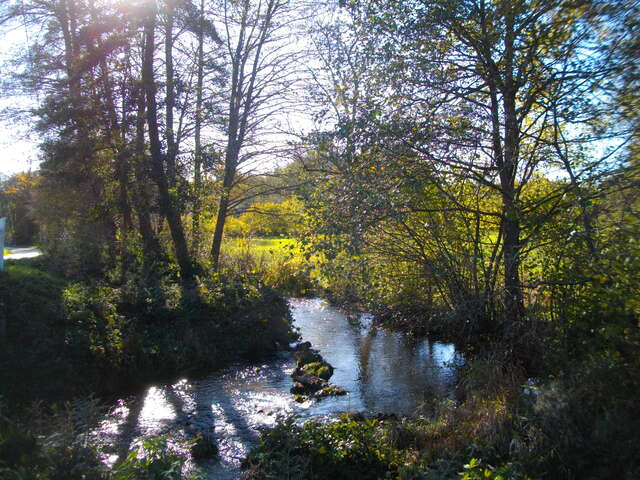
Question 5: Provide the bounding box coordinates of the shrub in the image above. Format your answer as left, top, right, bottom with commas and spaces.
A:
517, 351, 640, 479
243, 415, 402, 479
112, 437, 203, 480
0, 397, 106, 479
220, 238, 314, 295
1, 259, 296, 409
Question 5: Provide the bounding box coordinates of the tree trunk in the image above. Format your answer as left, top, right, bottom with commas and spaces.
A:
143, 2, 194, 283
210, 192, 229, 270
500, 187, 523, 327
165, 0, 177, 186
191, 0, 205, 257
210, 147, 237, 270
500, 9, 523, 330
209, 45, 241, 270
134, 83, 162, 264
208, 0, 279, 270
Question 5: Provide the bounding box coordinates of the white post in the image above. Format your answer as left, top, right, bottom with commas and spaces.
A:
0, 218, 5, 271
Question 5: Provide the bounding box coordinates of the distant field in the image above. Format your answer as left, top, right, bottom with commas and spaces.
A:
224, 237, 300, 256
250, 237, 298, 250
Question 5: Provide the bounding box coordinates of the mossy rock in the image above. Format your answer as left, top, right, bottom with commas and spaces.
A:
314, 384, 347, 398
294, 374, 326, 391
294, 348, 323, 367
302, 361, 334, 381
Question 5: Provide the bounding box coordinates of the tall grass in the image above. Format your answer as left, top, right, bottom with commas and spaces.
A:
220, 237, 315, 295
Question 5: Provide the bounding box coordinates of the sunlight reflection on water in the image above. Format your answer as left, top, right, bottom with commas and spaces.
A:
97, 298, 461, 479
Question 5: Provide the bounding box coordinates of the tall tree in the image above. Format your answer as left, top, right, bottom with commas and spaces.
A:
303, 0, 624, 335
209, 0, 301, 270
142, 0, 195, 283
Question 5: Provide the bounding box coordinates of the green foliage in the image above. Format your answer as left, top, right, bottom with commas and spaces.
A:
221, 237, 315, 295
243, 415, 402, 479
0, 397, 107, 479
244, 402, 527, 480
516, 351, 640, 479
0, 258, 296, 410
0, 172, 40, 245
111, 437, 202, 480
460, 458, 531, 480
234, 198, 304, 238
226, 215, 251, 238
63, 283, 125, 366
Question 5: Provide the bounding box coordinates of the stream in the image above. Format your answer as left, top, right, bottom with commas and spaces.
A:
96, 298, 461, 478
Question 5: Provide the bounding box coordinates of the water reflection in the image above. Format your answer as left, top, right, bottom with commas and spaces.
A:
289, 298, 459, 415
98, 297, 460, 479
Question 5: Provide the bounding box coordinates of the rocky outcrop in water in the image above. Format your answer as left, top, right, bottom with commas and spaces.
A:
289, 342, 346, 401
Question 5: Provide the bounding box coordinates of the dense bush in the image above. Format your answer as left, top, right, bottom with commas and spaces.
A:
0, 259, 297, 409
243, 415, 403, 479
517, 351, 640, 479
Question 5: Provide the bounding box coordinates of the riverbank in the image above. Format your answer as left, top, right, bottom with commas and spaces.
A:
239, 298, 640, 480
0, 256, 297, 477
244, 348, 640, 480
3, 259, 638, 479
85, 297, 459, 479
1, 258, 296, 406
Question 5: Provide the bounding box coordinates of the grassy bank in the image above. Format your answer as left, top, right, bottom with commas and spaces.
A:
0, 256, 297, 478
0, 258, 296, 407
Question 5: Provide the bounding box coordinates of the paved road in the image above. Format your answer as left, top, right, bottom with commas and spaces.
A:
4, 247, 42, 260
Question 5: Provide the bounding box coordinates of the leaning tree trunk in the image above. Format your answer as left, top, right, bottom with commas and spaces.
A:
134, 84, 162, 266
142, 2, 194, 284
210, 147, 237, 271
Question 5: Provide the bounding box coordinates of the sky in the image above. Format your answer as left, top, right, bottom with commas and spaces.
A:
0, 20, 40, 177
0, 134, 39, 176
0, 4, 313, 178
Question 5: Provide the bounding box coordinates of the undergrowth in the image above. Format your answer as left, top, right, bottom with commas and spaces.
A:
0, 402, 203, 479
0, 258, 297, 409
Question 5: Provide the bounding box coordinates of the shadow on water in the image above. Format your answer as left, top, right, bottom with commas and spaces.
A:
98, 297, 461, 479
114, 397, 144, 463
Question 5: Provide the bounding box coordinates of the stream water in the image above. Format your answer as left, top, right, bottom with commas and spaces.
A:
96, 298, 460, 478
